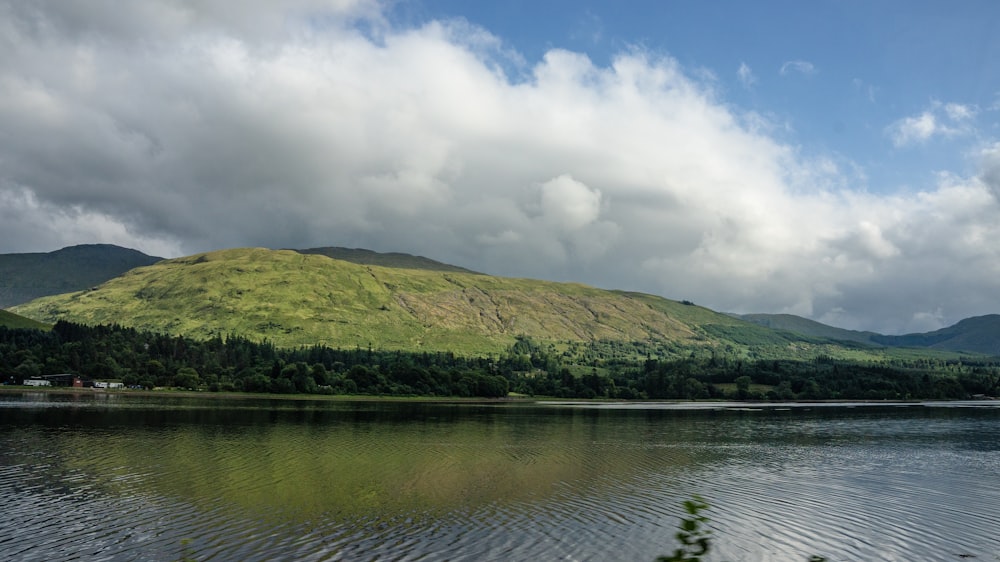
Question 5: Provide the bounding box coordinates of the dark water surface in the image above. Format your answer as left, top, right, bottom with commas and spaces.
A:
1, 393, 998, 561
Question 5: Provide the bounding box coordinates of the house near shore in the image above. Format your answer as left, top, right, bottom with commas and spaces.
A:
22, 374, 83, 387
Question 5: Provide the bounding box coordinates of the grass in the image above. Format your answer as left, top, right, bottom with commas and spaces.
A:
0, 309, 51, 330
11, 247, 994, 363
14, 248, 745, 355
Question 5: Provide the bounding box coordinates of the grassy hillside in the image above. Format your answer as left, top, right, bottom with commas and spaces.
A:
0, 309, 50, 331
0, 244, 163, 308
739, 313, 880, 345
741, 312, 1000, 356
14, 247, 807, 356
872, 315, 1000, 355
293, 247, 482, 274
13, 247, 993, 361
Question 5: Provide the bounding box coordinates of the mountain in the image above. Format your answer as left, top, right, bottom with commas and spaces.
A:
13, 247, 808, 355
870, 315, 1000, 355
0, 244, 163, 308
738, 313, 880, 345
11, 246, 996, 358
0, 309, 50, 331
740, 313, 1000, 355
292, 247, 481, 274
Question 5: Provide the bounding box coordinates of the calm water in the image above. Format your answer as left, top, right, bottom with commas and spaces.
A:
1, 393, 998, 561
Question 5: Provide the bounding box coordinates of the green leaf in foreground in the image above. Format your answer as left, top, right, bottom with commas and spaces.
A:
658, 497, 827, 562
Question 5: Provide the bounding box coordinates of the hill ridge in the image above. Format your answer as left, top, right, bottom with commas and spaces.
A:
740, 312, 1000, 355
291, 246, 482, 274
13, 247, 767, 355
8, 246, 999, 357
0, 244, 163, 308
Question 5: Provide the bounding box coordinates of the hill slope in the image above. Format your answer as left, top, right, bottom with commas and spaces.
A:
0, 309, 50, 330
13, 248, 789, 355
741, 313, 1000, 355
0, 244, 163, 308
871, 315, 1000, 355
739, 313, 880, 345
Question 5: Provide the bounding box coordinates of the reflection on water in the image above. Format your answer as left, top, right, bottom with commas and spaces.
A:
1, 394, 999, 561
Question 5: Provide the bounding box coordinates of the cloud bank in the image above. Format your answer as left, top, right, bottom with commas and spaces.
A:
1, 1, 998, 334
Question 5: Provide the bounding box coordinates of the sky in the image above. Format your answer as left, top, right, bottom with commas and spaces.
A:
1, 0, 999, 335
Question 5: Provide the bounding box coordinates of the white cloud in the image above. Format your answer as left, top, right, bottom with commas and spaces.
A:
538, 175, 602, 232
944, 102, 976, 121
737, 62, 756, 89
1, 1, 998, 333
888, 112, 939, 146
887, 101, 979, 147
779, 60, 816, 76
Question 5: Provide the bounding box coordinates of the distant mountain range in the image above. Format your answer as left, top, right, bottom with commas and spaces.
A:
4, 244, 999, 356
737, 313, 881, 345
0, 244, 163, 308
738, 313, 1000, 355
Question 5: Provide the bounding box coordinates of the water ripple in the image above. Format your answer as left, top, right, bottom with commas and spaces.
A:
2, 399, 999, 561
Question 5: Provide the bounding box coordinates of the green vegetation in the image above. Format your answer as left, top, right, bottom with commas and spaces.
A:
0, 244, 162, 308
871, 314, 1000, 354
739, 313, 880, 346
1, 321, 997, 400
744, 312, 1000, 355
659, 497, 827, 562
8, 247, 1000, 399
658, 496, 713, 562
11, 247, 1000, 362
13, 248, 766, 355
0, 310, 50, 331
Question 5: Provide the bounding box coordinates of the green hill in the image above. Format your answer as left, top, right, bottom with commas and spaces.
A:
741, 312, 1000, 355
0, 244, 163, 308
13, 247, 803, 356
871, 315, 1000, 355
0, 309, 50, 330
12, 247, 994, 360
739, 313, 880, 345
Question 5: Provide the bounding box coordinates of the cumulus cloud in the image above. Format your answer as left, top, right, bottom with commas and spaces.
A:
1, 1, 998, 333
887, 101, 978, 147
538, 175, 602, 232
779, 60, 816, 76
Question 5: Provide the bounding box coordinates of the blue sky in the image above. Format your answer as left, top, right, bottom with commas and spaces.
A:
1, 0, 999, 333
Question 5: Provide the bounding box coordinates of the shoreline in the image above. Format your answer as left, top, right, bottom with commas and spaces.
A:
1, 386, 994, 406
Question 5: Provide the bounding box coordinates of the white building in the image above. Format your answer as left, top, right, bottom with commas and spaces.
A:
23, 379, 51, 387
93, 381, 125, 389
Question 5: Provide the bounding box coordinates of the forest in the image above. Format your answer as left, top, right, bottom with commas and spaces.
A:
1, 321, 998, 400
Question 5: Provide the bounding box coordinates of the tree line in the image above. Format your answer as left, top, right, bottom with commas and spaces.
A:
1, 322, 997, 400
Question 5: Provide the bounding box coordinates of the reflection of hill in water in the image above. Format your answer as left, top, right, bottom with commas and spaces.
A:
47, 401, 704, 520
6, 397, 1000, 561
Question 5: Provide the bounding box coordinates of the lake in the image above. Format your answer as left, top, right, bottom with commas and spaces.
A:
1, 392, 998, 561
